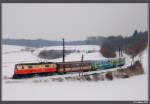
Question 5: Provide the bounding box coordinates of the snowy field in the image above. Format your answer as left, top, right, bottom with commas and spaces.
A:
2, 45, 148, 101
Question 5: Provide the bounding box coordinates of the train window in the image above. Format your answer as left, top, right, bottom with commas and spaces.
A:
42, 65, 46, 68
86, 63, 90, 66
28, 65, 32, 69
36, 65, 41, 68
40, 65, 44, 68
85, 63, 88, 66
65, 64, 70, 68
96, 61, 99, 65
76, 63, 80, 67
84, 63, 89, 66
107, 60, 111, 64
82, 63, 86, 66
50, 64, 55, 68
34, 65, 39, 68
52, 64, 57, 68
71, 64, 75, 67
99, 61, 101, 64
60, 64, 64, 68
82, 63, 85, 66
45, 64, 49, 67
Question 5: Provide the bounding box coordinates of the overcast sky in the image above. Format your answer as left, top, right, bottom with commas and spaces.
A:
2, 3, 148, 41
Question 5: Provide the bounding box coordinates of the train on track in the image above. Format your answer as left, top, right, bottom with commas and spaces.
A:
12, 57, 125, 79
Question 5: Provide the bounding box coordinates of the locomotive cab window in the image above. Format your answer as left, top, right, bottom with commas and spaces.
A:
16, 65, 23, 70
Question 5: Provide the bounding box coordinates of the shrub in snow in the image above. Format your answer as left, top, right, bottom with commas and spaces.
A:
113, 70, 119, 78
70, 76, 84, 81
120, 73, 130, 78
114, 71, 130, 79
132, 61, 144, 75
84, 75, 92, 81
3, 76, 10, 80
105, 71, 113, 80
43, 79, 49, 82
99, 74, 105, 81
65, 76, 72, 81
114, 61, 144, 79
76, 76, 83, 81
92, 73, 101, 81
51, 78, 57, 82
123, 61, 144, 76
56, 77, 64, 82
114, 69, 130, 78
79, 76, 86, 81
32, 79, 43, 83
72, 76, 79, 81
5, 80, 22, 84
51, 77, 64, 82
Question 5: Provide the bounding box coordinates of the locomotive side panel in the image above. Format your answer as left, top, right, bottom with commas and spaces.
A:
14, 63, 57, 75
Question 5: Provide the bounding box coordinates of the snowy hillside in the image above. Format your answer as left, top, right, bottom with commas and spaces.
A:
36, 45, 100, 51
33, 45, 101, 61
2, 45, 148, 101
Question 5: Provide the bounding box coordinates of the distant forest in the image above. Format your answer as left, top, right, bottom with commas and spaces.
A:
100, 30, 148, 64
2, 36, 106, 47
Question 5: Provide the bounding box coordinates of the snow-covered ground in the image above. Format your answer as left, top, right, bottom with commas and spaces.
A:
2, 45, 148, 101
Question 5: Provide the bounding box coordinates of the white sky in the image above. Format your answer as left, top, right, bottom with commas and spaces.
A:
2, 3, 148, 41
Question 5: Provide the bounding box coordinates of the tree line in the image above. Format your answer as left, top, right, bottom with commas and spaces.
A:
100, 30, 148, 63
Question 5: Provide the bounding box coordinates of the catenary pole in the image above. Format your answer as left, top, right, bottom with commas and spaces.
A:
62, 38, 65, 73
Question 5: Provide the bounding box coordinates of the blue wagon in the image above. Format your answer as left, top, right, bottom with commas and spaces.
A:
90, 57, 125, 70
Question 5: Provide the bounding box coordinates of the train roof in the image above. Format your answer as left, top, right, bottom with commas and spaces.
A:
15, 57, 125, 66
55, 60, 91, 64
15, 60, 91, 66
15, 62, 54, 66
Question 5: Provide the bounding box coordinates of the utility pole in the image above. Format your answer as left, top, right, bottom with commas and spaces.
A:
81, 54, 84, 75
62, 38, 65, 73
119, 47, 121, 57
118, 47, 122, 69
121, 47, 123, 57
79, 54, 84, 77
62, 38, 65, 63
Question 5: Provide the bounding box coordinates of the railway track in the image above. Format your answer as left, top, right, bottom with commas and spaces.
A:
3, 66, 121, 83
